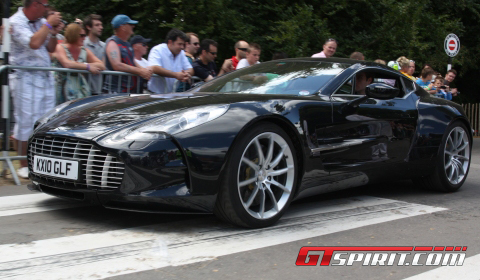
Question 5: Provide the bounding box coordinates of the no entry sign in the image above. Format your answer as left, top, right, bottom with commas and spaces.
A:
444, 34, 460, 57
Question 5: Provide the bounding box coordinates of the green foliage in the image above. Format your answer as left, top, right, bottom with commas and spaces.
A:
268, 4, 330, 57
5, 0, 480, 101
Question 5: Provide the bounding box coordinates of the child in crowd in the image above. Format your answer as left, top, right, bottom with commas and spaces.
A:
416, 68, 436, 95
433, 76, 452, 100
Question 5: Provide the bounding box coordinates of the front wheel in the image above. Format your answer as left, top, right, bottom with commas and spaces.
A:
413, 121, 471, 192
214, 122, 297, 228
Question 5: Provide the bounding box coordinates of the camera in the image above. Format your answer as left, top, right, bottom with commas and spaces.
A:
439, 86, 447, 89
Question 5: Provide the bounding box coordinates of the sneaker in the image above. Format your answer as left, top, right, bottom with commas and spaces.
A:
17, 167, 29, 179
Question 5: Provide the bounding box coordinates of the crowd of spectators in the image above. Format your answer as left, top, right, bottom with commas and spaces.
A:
0, 1, 461, 178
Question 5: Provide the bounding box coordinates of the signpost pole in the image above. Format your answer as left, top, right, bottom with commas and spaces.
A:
447, 57, 452, 71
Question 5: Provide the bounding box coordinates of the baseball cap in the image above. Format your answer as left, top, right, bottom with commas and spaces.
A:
111, 15, 138, 29
130, 35, 152, 45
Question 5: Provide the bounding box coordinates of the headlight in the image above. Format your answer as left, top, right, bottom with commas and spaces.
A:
108, 104, 230, 141
34, 101, 74, 129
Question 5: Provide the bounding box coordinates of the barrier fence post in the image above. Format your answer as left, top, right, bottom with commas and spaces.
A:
476, 103, 479, 136
473, 103, 476, 136
469, 103, 472, 134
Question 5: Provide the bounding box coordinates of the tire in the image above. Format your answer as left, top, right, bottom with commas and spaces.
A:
214, 122, 298, 228
413, 121, 471, 192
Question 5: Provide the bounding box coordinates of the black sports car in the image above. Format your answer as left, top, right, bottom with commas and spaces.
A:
28, 58, 472, 228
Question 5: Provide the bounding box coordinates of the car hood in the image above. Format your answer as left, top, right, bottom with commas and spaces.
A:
35, 93, 308, 140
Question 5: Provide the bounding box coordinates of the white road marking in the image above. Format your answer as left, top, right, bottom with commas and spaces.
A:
403, 252, 480, 280
0, 193, 86, 217
0, 196, 446, 280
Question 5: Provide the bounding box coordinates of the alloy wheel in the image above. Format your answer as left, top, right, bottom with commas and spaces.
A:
237, 132, 295, 220
444, 126, 470, 185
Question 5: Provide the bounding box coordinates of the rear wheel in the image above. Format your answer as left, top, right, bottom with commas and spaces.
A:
413, 121, 471, 192
214, 122, 297, 228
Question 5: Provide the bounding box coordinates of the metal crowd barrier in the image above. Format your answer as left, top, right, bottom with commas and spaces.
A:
9, 65, 170, 94
172, 76, 203, 92
0, 65, 170, 185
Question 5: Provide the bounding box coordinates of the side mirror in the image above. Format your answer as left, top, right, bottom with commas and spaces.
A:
365, 83, 400, 100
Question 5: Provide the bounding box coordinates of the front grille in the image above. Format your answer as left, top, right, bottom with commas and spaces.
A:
28, 136, 124, 189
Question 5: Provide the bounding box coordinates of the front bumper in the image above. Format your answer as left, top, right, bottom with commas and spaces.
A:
28, 135, 216, 213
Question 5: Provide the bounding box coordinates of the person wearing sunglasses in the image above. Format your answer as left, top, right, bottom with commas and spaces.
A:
104, 15, 152, 93
185, 32, 200, 64
8, 0, 63, 178
54, 23, 105, 104
396, 56, 416, 81
192, 39, 218, 82
312, 38, 337, 58
218, 40, 249, 76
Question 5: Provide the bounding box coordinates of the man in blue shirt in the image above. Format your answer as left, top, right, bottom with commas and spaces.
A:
148, 29, 193, 93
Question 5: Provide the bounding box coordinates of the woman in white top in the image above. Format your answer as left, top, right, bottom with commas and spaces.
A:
236, 43, 261, 69
54, 23, 105, 104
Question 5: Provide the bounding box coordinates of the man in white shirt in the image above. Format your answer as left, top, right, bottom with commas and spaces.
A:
148, 29, 193, 93
9, 0, 62, 178
236, 43, 261, 69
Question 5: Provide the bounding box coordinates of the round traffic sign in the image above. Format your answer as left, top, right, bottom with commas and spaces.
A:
448, 40, 456, 50
445, 34, 460, 57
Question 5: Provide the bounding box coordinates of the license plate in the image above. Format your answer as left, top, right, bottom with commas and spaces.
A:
33, 156, 79, 180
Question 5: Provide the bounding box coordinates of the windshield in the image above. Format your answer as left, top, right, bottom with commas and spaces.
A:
194, 61, 348, 95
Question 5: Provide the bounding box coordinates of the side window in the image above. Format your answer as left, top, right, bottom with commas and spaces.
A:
334, 71, 376, 96
334, 71, 410, 97
374, 77, 398, 88
336, 78, 353, 95
401, 77, 415, 95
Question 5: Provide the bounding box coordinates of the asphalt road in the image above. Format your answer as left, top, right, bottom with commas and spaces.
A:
1, 139, 480, 280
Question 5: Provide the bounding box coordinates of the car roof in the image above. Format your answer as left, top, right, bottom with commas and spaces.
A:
267, 57, 393, 71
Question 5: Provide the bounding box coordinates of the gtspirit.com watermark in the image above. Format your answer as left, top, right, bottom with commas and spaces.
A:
296, 246, 467, 266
